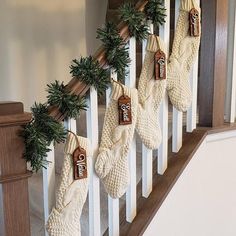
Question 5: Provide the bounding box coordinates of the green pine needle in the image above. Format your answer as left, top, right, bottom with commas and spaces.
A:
22, 122, 53, 172
70, 56, 110, 96
47, 80, 87, 118
31, 102, 67, 144
22, 102, 67, 171
144, 0, 167, 26
97, 22, 130, 79
119, 2, 149, 41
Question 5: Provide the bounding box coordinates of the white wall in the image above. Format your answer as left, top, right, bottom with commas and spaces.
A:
144, 130, 236, 236
0, 0, 107, 110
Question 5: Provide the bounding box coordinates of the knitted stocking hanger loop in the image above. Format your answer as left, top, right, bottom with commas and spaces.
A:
111, 78, 125, 96
67, 130, 81, 152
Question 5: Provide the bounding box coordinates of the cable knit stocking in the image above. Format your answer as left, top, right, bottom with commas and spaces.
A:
136, 35, 167, 149
46, 133, 91, 236
167, 0, 201, 111
95, 81, 138, 198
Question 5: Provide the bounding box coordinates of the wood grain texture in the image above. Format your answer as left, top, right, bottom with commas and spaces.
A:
199, 0, 228, 127
0, 102, 32, 236
212, 0, 228, 127
0, 102, 23, 116
3, 180, 31, 236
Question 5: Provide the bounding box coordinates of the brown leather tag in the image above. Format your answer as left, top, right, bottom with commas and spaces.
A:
189, 8, 200, 37
154, 50, 166, 80
72, 147, 87, 180
118, 95, 132, 125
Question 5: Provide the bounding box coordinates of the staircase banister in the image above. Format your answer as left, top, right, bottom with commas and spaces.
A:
48, 0, 149, 121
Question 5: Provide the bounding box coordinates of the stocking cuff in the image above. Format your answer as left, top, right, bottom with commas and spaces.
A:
111, 81, 133, 100
64, 133, 91, 156
180, 0, 200, 12
146, 35, 166, 54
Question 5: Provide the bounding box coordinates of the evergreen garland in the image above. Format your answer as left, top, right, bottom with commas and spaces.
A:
119, 2, 149, 41
22, 103, 67, 171
47, 80, 87, 118
22, 0, 167, 172
144, 0, 167, 26
70, 56, 109, 96
22, 124, 51, 171
97, 22, 130, 79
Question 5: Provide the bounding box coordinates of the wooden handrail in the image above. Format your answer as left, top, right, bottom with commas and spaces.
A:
48, 0, 149, 121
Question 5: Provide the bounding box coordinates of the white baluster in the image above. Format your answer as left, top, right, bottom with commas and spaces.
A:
142, 22, 154, 198
86, 87, 101, 236
108, 197, 119, 236
42, 144, 55, 236
186, 0, 200, 132
125, 37, 137, 222
107, 70, 119, 236
186, 62, 198, 132
225, 0, 236, 123
158, 0, 170, 174
64, 118, 77, 132
172, 0, 183, 153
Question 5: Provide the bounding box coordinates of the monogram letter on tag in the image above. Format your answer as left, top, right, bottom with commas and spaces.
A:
189, 8, 200, 37
118, 96, 132, 125
73, 147, 87, 180
154, 50, 166, 80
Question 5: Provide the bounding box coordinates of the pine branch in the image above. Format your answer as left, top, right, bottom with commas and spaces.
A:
32, 102, 67, 143
144, 0, 167, 26
119, 2, 149, 41
22, 123, 51, 171
22, 102, 67, 171
70, 56, 109, 96
47, 80, 87, 118
97, 22, 130, 79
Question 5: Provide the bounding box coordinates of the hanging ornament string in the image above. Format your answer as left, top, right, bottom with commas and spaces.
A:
111, 78, 125, 96
67, 130, 87, 180
154, 35, 166, 80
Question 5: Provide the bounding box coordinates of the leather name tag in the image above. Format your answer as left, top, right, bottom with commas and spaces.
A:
154, 49, 166, 80
118, 95, 132, 125
189, 8, 200, 37
73, 147, 87, 180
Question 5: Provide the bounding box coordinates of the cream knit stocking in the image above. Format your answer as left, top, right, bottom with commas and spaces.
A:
46, 133, 91, 236
167, 0, 201, 111
136, 35, 167, 149
95, 81, 138, 198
